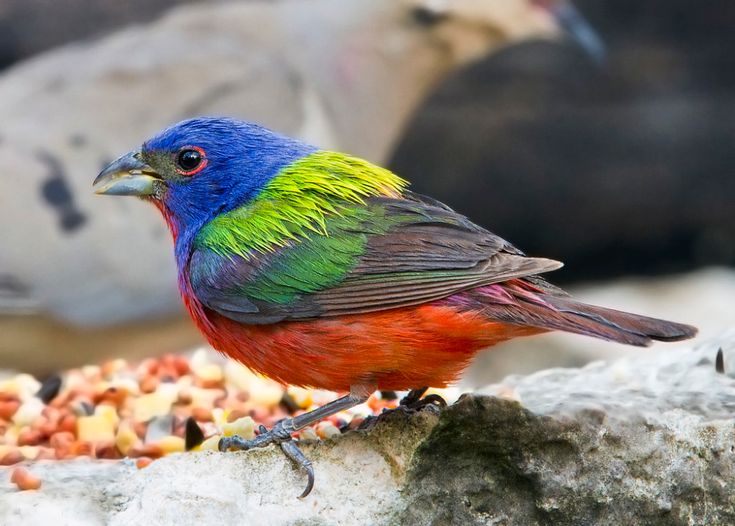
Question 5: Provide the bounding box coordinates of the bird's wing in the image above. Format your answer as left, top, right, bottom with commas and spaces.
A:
189, 192, 562, 324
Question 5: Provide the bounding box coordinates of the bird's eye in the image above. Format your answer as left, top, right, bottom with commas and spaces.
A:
175, 146, 207, 176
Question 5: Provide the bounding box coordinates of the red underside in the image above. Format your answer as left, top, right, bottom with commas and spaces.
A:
194, 303, 543, 392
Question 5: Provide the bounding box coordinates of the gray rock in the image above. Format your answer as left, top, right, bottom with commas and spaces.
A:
390, 0, 735, 282
0, 0, 205, 70
3, 340, 735, 524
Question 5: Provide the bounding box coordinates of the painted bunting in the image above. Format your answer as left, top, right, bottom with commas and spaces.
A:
94, 117, 695, 496
1, 0, 604, 373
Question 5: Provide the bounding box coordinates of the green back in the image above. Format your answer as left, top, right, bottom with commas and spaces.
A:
195, 150, 407, 257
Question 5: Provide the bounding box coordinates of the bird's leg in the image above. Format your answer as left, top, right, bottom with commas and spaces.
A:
219, 384, 372, 498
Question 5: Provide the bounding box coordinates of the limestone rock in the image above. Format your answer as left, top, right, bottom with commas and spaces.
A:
3, 340, 735, 524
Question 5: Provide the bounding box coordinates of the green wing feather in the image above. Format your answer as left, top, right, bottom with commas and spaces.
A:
189, 152, 562, 324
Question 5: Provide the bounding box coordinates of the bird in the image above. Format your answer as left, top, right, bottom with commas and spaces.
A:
0, 0, 603, 372
94, 116, 696, 496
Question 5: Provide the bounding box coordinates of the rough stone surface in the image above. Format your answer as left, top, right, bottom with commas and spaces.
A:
0, 411, 440, 526
3, 340, 735, 525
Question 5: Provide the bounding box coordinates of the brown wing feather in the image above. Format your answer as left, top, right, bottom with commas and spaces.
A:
193, 193, 564, 324
309, 255, 562, 314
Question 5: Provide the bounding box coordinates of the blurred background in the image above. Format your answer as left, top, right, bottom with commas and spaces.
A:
0, 0, 733, 383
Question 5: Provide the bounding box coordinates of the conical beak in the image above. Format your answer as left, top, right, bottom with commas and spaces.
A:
93, 150, 162, 196
552, 3, 606, 63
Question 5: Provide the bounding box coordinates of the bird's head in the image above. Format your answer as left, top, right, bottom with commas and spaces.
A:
400, 0, 604, 63
93, 117, 315, 235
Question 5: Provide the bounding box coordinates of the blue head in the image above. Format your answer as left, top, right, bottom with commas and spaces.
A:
94, 117, 316, 236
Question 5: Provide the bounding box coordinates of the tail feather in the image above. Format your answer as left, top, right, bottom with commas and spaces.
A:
546, 296, 698, 347
469, 282, 698, 347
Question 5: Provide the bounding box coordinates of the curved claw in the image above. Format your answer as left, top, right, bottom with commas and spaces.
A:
420, 393, 447, 409
217, 420, 316, 498
399, 388, 447, 412
300, 466, 315, 499
280, 440, 315, 498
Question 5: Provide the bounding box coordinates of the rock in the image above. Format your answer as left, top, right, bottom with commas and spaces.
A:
3, 340, 735, 524
412, 344, 735, 525
390, 0, 735, 283
0, 0, 202, 70
0, 0, 567, 372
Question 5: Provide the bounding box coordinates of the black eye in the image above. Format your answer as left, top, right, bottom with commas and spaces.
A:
177, 149, 201, 171
412, 6, 449, 26
175, 147, 207, 176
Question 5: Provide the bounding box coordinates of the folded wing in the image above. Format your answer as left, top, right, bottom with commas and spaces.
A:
189, 193, 562, 324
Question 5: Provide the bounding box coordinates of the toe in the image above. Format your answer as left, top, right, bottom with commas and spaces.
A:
280, 440, 315, 498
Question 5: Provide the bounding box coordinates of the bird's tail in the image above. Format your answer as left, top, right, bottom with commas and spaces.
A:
536, 295, 697, 347
471, 281, 697, 347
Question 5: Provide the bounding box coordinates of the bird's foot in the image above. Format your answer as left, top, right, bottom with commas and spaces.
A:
219, 419, 314, 498
359, 388, 447, 430
398, 388, 447, 413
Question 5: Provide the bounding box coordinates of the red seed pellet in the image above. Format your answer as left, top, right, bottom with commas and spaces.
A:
0, 450, 23, 466
58, 414, 77, 434
139, 375, 159, 394
128, 444, 164, 459
136, 457, 153, 469
17, 428, 43, 447
68, 441, 93, 458
11, 467, 42, 491
173, 356, 190, 376
191, 406, 213, 422
95, 441, 119, 459
0, 400, 20, 421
